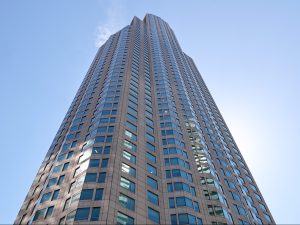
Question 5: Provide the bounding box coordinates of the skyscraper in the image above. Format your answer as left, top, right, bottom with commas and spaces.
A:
15, 14, 274, 225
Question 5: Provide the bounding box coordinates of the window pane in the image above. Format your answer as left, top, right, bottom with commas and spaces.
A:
84, 173, 97, 183
41, 192, 51, 203
148, 191, 159, 205
147, 177, 158, 189
47, 178, 57, 188
63, 162, 69, 171
120, 177, 135, 193
146, 142, 155, 152
116, 212, 134, 225
123, 150, 136, 164
57, 175, 65, 185
148, 207, 160, 224
92, 147, 103, 154
95, 188, 104, 200
75, 207, 90, 221
89, 159, 100, 167
53, 165, 62, 173
124, 140, 137, 151
125, 130, 137, 141
101, 158, 109, 168
121, 163, 136, 177
178, 213, 189, 224
171, 214, 177, 225
98, 172, 106, 183
33, 208, 46, 221
147, 164, 157, 175
169, 198, 175, 208
51, 190, 60, 201
80, 189, 93, 200
146, 152, 156, 163
118, 193, 135, 211
45, 206, 54, 218
91, 207, 100, 221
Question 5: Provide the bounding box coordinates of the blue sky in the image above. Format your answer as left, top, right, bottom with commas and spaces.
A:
0, 0, 299, 223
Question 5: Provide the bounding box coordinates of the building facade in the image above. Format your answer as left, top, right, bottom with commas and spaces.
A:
15, 14, 274, 225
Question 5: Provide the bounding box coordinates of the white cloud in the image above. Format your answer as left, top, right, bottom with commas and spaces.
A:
95, 1, 126, 48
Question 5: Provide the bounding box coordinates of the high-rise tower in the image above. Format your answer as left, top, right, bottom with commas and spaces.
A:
15, 14, 274, 225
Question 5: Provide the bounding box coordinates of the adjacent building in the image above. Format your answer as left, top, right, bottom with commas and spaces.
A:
15, 14, 275, 225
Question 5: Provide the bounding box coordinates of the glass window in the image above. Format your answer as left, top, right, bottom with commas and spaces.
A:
67, 151, 74, 159
230, 191, 240, 201
167, 183, 173, 192
146, 142, 155, 152
91, 207, 100, 221
194, 201, 200, 212
95, 188, 104, 200
45, 206, 54, 218
146, 152, 156, 163
53, 164, 62, 173
124, 140, 137, 151
121, 163, 136, 177
118, 193, 135, 211
146, 125, 154, 133
33, 208, 46, 221
62, 162, 69, 171
178, 213, 189, 224
57, 154, 66, 162
75, 207, 90, 221
147, 176, 158, 190
108, 126, 114, 132
147, 164, 157, 175
259, 203, 267, 211
208, 205, 224, 216
41, 192, 51, 203
125, 130, 137, 141
146, 133, 155, 142
57, 175, 65, 185
123, 150, 136, 164
148, 207, 160, 224
47, 178, 57, 188
103, 146, 111, 154
98, 172, 106, 183
101, 158, 109, 168
116, 212, 134, 225
95, 136, 105, 143
197, 217, 203, 225
128, 106, 138, 116
254, 193, 262, 201
128, 99, 138, 109
264, 214, 272, 222
126, 121, 137, 132
89, 159, 100, 167
80, 189, 93, 200
147, 191, 159, 205
120, 177, 135, 193
71, 141, 77, 148
127, 114, 137, 122
92, 147, 103, 154
171, 214, 177, 225
169, 197, 175, 208
235, 205, 246, 215
176, 197, 186, 207
191, 187, 196, 196
85, 173, 97, 183
52, 189, 60, 201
